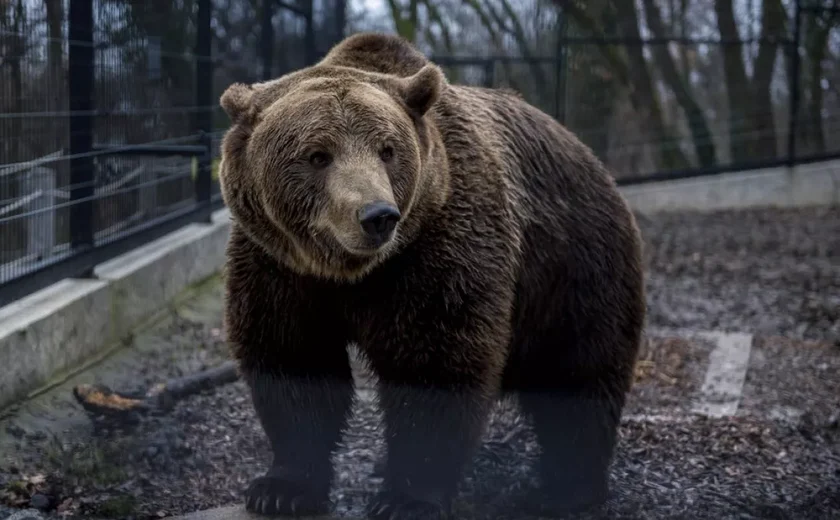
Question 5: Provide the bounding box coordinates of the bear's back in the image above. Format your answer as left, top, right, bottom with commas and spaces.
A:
430, 81, 621, 229
318, 32, 429, 78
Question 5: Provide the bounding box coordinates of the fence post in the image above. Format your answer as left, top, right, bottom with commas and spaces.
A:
304, 0, 317, 66
335, 0, 347, 43
554, 9, 567, 122
194, 0, 213, 215
261, 0, 275, 81
787, 0, 802, 167
483, 60, 495, 88
68, 0, 95, 254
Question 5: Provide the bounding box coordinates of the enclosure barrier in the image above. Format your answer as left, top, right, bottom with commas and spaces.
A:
0, 0, 219, 308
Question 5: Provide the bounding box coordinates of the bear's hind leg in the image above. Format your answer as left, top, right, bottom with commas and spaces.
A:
518, 380, 624, 515
510, 318, 639, 516
240, 346, 356, 517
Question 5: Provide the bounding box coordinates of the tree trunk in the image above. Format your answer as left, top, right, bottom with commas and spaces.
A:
802, 14, 832, 155
750, 0, 785, 160
424, 0, 454, 55
45, 0, 64, 111
714, 0, 754, 163
335, 0, 347, 42
804, 41, 827, 155
640, 0, 717, 167
461, 0, 523, 92
677, 0, 691, 83
494, 0, 551, 104
409, 0, 419, 43
557, 1, 631, 87
385, 0, 417, 43
613, 0, 690, 170
9, 0, 24, 161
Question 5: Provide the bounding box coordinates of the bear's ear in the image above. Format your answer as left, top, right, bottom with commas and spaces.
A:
399, 64, 445, 117
220, 83, 256, 125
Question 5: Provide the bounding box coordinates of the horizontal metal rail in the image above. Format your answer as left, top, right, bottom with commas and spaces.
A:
0, 198, 224, 308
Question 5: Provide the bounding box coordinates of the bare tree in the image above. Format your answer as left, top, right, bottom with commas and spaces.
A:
714, 0, 786, 162
0, 0, 26, 163
638, 0, 716, 167
613, 0, 693, 169
44, 0, 63, 112
799, 2, 840, 155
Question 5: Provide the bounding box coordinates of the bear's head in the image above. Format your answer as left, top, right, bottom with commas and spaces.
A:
218, 62, 450, 281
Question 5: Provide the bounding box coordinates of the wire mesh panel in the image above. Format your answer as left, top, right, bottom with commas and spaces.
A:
0, 0, 71, 283
0, 0, 219, 304
92, 0, 202, 245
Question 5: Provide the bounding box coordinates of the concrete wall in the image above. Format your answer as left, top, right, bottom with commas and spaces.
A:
620, 159, 840, 214
0, 208, 232, 411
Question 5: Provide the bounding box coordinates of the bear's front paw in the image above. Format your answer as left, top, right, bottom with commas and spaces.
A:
245, 475, 331, 517
366, 490, 448, 520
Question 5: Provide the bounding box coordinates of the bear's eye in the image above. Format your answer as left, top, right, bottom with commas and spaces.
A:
309, 151, 332, 169
380, 146, 394, 163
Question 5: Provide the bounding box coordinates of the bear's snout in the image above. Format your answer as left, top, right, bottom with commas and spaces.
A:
357, 201, 400, 246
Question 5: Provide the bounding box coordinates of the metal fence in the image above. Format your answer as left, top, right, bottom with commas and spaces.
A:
0, 0, 225, 306
0, 0, 838, 306
432, 1, 840, 186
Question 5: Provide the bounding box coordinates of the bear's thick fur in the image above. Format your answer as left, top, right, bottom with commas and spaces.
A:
218, 32, 645, 520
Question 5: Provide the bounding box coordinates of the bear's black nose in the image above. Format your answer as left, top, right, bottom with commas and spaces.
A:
358, 201, 401, 244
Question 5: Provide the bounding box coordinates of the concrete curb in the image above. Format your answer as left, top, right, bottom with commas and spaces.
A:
620, 158, 840, 214
0, 208, 232, 411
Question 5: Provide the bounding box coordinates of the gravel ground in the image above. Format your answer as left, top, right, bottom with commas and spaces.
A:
3, 369, 837, 520
740, 335, 840, 425
639, 205, 840, 343
0, 205, 838, 520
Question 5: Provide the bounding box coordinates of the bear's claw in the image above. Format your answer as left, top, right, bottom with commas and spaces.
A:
366, 491, 448, 520
244, 475, 331, 517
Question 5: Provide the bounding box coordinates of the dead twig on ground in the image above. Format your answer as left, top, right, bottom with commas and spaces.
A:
72, 361, 240, 421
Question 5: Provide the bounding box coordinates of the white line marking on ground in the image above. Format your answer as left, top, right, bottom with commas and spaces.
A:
622, 413, 698, 424
691, 331, 754, 418
621, 409, 811, 425
6, 509, 49, 520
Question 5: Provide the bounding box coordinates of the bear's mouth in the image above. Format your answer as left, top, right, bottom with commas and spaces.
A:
311, 230, 380, 261
311, 218, 398, 259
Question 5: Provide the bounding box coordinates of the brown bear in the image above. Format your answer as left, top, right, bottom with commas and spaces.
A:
218, 32, 645, 520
